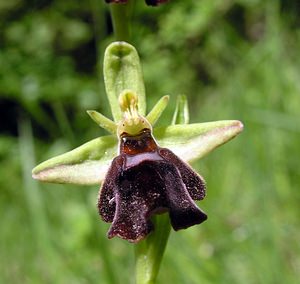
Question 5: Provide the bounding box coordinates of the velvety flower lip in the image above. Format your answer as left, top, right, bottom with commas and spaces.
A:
105, 0, 169, 6
98, 128, 207, 242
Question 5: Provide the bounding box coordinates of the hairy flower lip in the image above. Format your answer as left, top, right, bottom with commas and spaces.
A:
100, 155, 207, 242
98, 128, 207, 242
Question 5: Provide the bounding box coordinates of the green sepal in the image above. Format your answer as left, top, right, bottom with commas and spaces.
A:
154, 120, 243, 162
104, 42, 146, 121
32, 135, 118, 185
156, 120, 243, 162
32, 120, 243, 185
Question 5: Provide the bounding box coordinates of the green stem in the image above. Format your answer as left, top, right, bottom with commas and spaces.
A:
110, 0, 135, 42
135, 215, 171, 284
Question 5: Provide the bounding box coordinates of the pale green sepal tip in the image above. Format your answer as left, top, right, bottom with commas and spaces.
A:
155, 120, 244, 162
104, 41, 146, 121
32, 135, 118, 185
87, 110, 117, 134
172, 95, 189, 125
146, 95, 169, 126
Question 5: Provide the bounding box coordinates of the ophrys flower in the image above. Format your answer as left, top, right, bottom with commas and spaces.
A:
32, 42, 243, 242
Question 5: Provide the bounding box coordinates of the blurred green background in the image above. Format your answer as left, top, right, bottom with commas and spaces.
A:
1, 0, 300, 283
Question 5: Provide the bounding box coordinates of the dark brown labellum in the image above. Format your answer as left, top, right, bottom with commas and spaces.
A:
98, 129, 206, 242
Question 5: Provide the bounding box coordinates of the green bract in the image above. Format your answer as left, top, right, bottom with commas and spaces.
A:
32, 41, 243, 186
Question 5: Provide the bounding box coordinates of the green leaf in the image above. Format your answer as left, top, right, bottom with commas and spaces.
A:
104, 42, 146, 121
32, 120, 243, 185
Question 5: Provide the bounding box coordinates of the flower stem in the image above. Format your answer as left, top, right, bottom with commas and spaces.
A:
135, 215, 171, 284
110, 0, 135, 42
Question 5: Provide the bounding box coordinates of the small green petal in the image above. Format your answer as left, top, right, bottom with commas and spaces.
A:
155, 120, 244, 162
146, 95, 169, 126
104, 42, 146, 121
32, 135, 118, 185
87, 110, 117, 134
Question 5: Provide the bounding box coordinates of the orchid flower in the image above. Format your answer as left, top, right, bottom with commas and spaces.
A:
32, 42, 243, 243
